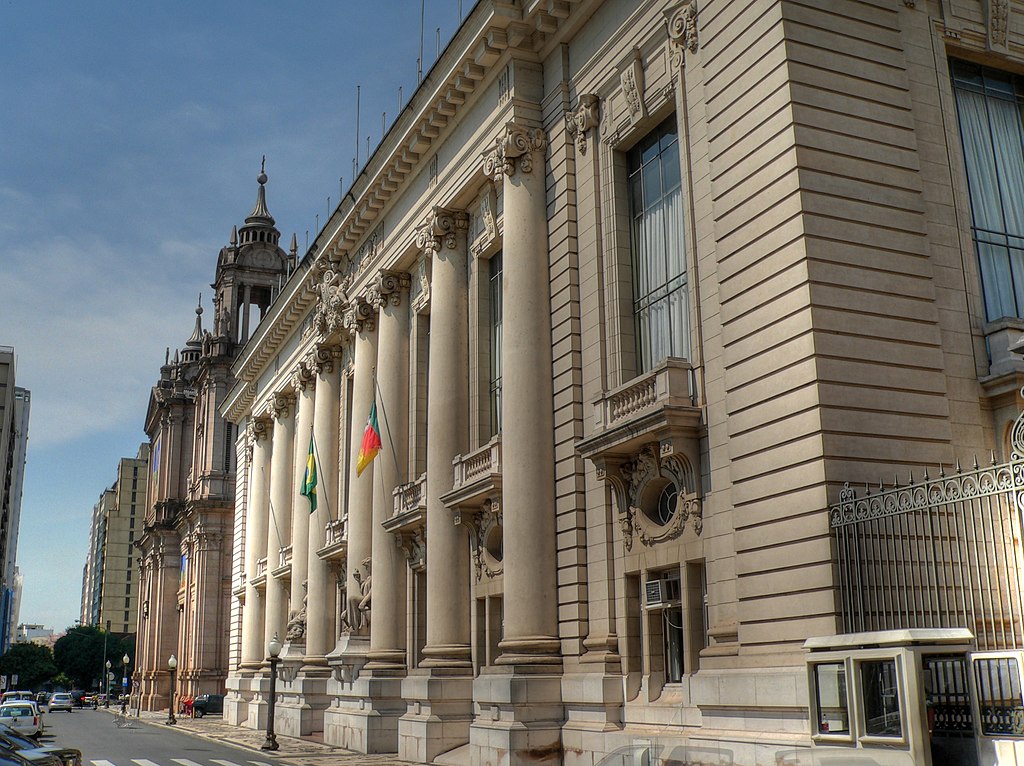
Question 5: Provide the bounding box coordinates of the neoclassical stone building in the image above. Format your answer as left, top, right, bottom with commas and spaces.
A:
221, 0, 1024, 763
135, 172, 293, 710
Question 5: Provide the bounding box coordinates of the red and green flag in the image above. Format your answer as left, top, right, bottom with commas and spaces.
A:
301, 436, 317, 513
356, 401, 382, 477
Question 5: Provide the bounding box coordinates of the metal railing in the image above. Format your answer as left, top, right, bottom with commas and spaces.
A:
830, 457, 1024, 650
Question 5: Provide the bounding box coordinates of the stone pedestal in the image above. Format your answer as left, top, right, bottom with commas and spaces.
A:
274, 650, 331, 737
324, 635, 403, 753
223, 671, 254, 726
470, 666, 565, 766
398, 669, 474, 763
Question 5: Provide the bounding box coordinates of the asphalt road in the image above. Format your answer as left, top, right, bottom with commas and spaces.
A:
35, 708, 282, 766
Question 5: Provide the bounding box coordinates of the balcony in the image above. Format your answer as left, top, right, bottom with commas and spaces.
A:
317, 518, 348, 561
441, 436, 502, 509
271, 545, 292, 580
384, 474, 427, 570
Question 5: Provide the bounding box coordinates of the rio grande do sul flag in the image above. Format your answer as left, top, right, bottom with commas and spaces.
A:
356, 401, 382, 477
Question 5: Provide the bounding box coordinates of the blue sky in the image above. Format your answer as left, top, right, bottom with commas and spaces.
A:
0, 1, 467, 632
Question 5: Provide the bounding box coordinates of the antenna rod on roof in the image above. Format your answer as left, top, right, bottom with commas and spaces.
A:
398, 86, 403, 112
382, 111, 386, 137
355, 85, 361, 166
418, 0, 425, 84
437, 27, 441, 60
459, 0, 463, 21
339, 176, 343, 199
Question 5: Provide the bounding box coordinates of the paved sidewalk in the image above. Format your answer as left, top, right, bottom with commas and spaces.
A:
103, 709, 414, 766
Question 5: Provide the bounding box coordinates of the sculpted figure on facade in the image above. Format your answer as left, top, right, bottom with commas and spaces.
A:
340, 558, 372, 634
286, 580, 308, 642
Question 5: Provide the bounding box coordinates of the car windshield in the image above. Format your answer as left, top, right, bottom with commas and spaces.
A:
0, 708, 31, 718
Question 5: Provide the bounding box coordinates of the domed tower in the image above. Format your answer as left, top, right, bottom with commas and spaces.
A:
212, 160, 292, 346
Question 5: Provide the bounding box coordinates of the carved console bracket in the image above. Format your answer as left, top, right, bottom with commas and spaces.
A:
665, 0, 699, 69
565, 94, 600, 155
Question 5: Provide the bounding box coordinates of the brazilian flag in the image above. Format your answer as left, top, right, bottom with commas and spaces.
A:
301, 436, 317, 513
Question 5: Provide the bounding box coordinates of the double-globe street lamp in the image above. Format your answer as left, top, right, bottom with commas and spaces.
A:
104, 660, 111, 708
261, 634, 282, 751
167, 655, 177, 726
122, 653, 130, 712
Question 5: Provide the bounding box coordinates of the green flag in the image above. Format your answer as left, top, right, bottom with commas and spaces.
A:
301, 436, 317, 513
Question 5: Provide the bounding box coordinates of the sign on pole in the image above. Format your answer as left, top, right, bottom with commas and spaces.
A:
0, 676, 7, 690
11, 675, 18, 686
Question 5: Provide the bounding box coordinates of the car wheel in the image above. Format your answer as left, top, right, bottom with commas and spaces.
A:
194, 709, 204, 718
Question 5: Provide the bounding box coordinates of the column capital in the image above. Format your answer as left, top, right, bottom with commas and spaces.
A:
312, 342, 344, 375
311, 262, 352, 338
665, 0, 699, 68
482, 121, 547, 179
565, 94, 601, 155
343, 294, 376, 335
246, 417, 270, 443
270, 391, 295, 420
368, 269, 412, 310
291, 359, 315, 391
414, 207, 469, 255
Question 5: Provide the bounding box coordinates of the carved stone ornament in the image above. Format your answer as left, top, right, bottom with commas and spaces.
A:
457, 499, 503, 582
270, 391, 294, 420
369, 269, 412, 310
246, 418, 269, 444
987, 0, 1010, 52
621, 49, 646, 121
291, 360, 314, 391
415, 206, 469, 255
312, 343, 342, 375
397, 527, 426, 571
665, 0, 699, 69
482, 121, 548, 179
601, 443, 702, 551
411, 257, 432, 315
343, 295, 376, 335
311, 261, 351, 338
565, 94, 600, 155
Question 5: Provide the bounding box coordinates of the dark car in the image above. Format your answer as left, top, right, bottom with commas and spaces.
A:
0, 744, 59, 766
189, 694, 224, 718
0, 726, 78, 766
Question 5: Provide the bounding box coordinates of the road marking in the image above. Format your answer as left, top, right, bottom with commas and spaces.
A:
133, 760, 162, 766
91, 761, 117, 766
172, 760, 205, 766
211, 760, 245, 766
248, 762, 276, 766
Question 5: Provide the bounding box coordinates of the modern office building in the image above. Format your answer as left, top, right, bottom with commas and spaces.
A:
0, 348, 29, 654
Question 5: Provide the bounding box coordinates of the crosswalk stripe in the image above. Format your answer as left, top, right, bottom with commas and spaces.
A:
133, 760, 162, 766
91, 761, 116, 766
211, 760, 244, 766
172, 760, 205, 766
248, 762, 275, 766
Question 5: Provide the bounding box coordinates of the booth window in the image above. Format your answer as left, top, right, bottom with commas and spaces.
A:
973, 656, 1024, 735
813, 662, 849, 735
861, 659, 902, 738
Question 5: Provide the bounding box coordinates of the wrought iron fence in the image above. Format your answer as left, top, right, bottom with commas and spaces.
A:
829, 457, 1024, 650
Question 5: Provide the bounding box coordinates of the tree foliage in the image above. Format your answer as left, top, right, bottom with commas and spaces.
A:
52, 626, 134, 691
0, 643, 57, 690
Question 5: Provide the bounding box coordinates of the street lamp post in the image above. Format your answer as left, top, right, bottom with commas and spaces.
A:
122, 654, 130, 713
261, 634, 282, 751
105, 660, 111, 708
166, 655, 177, 726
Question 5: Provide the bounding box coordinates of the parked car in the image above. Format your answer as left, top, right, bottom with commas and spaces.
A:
45, 696, 72, 714
65, 693, 83, 710
0, 748, 54, 766
0, 696, 30, 707
189, 694, 224, 718
0, 724, 80, 766
0, 704, 41, 738
29, 697, 46, 708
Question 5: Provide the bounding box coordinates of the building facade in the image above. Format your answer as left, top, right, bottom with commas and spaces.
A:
133, 172, 293, 711
80, 445, 149, 635
218, 0, 1024, 764
0, 348, 29, 654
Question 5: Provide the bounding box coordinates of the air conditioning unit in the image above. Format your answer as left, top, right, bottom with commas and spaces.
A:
644, 576, 681, 610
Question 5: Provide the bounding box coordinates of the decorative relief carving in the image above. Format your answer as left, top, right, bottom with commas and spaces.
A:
621, 49, 646, 121
397, 527, 426, 571
565, 94, 600, 155
411, 257, 432, 315
665, 0, 699, 69
312, 343, 342, 375
456, 500, 503, 582
246, 418, 269, 444
482, 121, 548, 179
311, 260, 351, 338
598, 442, 702, 551
987, 0, 1010, 51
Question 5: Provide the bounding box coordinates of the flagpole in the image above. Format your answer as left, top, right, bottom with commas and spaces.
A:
373, 376, 404, 487
310, 431, 333, 521
263, 466, 285, 557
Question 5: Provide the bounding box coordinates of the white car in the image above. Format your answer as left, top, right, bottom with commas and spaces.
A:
0, 701, 42, 737
47, 694, 73, 713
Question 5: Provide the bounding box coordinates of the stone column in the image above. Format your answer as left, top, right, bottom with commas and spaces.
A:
308, 344, 342, 664
241, 419, 271, 667
366, 270, 411, 669
483, 121, 559, 664
419, 209, 471, 667
288, 364, 316, 650
265, 393, 295, 651
342, 296, 378, 640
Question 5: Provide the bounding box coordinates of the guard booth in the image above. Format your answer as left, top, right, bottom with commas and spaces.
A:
801, 630, 1024, 766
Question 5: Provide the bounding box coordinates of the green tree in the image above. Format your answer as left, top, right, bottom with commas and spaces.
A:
0, 643, 57, 690
53, 626, 133, 691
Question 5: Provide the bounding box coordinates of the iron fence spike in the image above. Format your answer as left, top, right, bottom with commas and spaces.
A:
956, 458, 962, 473
973, 455, 980, 470
938, 463, 945, 478
992, 449, 998, 465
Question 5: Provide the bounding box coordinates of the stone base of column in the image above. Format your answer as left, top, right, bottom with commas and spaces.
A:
559, 667, 625, 766
224, 671, 257, 727
469, 664, 565, 766
397, 668, 474, 763
323, 668, 405, 754
275, 666, 331, 737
